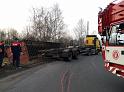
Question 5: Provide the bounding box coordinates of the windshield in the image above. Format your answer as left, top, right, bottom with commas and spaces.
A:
109, 23, 124, 46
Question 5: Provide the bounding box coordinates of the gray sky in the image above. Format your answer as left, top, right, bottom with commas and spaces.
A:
0, 0, 116, 36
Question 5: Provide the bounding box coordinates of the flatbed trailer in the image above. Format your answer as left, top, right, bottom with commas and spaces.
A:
40, 43, 79, 61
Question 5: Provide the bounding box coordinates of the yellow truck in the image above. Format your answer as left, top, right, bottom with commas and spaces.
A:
81, 35, 101, 55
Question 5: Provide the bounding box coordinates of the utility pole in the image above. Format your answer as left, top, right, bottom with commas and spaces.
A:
87, 21, 89, 35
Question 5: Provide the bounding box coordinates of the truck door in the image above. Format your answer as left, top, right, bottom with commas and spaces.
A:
106, 46, 124, 65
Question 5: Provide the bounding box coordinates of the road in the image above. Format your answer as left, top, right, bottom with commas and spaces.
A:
0, 54, 124, 92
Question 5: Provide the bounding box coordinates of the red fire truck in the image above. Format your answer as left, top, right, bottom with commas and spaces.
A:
98, 0, 124, 78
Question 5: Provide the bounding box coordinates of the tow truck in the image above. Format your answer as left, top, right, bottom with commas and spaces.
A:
98, 0, 124, 78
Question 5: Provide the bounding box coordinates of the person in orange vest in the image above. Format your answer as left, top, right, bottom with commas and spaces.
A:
11, 37, 22, 69
0, 40, 4, 68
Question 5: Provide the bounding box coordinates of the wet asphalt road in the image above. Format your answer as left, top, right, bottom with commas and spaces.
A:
0, 54, 124, 92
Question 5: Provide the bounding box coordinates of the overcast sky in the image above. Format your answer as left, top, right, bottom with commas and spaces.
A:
0, 0, 116, 36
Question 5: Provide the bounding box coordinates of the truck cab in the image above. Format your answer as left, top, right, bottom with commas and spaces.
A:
82, 35, 101, 55
85, 35, 101, 51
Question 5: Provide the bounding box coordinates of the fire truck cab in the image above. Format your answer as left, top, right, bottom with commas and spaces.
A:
98, 0, 124, 77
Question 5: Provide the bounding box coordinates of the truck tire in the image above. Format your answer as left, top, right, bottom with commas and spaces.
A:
87, 51, 91, 56
72, 52, 78, 59
64, 53, 72, 61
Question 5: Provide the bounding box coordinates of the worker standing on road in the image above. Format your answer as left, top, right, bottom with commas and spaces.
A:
11, 37, 22, 69
0, 39, 4, 68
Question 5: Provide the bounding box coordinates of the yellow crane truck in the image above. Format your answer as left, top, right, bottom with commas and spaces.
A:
81, 35, 101, 55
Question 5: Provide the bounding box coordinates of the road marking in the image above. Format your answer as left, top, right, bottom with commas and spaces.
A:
60, 70, 72, 92
60, 70, 68, 92
67, 73, 72, 92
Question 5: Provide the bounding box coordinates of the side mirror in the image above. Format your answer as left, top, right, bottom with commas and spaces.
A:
117, 34, 124, 44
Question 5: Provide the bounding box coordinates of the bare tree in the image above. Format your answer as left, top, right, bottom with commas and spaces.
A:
0, 28, 19, 46
73, 19, 87, 45
0, 29, 6, 40
7, 28, 18, 39
30, 7, 52, 41
21, 25, 35, 40
58, 32, 73, 47
0, 28, 18, 41
49, 4, 65, 41
28, 4, 65, 42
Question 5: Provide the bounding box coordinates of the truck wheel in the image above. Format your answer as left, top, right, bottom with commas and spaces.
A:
88, 52, 91, 56
64, 53, 72, 61
72, 52, 78, 59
